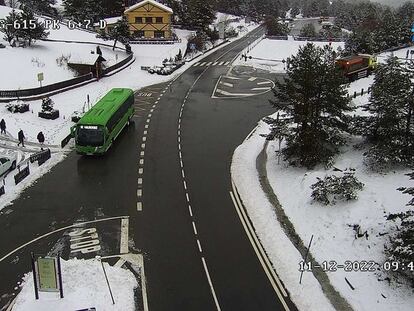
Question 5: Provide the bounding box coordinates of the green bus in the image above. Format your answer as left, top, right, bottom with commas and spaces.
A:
72, 88, 135, 155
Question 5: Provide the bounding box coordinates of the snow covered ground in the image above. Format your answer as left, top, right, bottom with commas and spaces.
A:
12, 258, 138, 311
231, 38, 414, 310
234, 37, 344, 73
0, 4, 259, 212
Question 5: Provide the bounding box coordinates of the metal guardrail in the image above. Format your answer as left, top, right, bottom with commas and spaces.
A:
293, 36, 344, 42
266, 35, 288, 40
0, 73, 93, 98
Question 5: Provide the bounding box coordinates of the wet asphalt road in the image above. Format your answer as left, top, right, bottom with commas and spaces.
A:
0, 27, 298, 311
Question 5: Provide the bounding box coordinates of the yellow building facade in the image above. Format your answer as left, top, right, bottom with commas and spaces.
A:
124, 0, 173, 39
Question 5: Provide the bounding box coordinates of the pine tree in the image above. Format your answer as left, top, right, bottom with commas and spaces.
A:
63, 0, 105, 22
181, 0, 216, 30
270, 43, 352, 168
0, 9, 20, 45
358, 56, 413, 169
300, 23, 317, 37
18, 0, 57, 15
19, 6, 49, 46
107, 16, 130, 50
265, 16, 288, 36
375, 8, 403, 52
385, 172, 414, 286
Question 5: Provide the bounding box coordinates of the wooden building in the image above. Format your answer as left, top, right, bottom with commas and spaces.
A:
68, 54, 106, 78
124, 0, 173, 39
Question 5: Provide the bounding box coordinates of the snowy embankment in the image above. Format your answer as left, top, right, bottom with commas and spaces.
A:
12, 258, 137, 311
233, 38, 344, 73
231, 122, 335, 311
232, 111, 414, 311
232, 38, 414, 310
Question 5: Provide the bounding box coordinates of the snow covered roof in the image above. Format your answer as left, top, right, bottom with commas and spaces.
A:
124, 0, 173, 14
69, 54, 106, 66
93, 16, 122, 27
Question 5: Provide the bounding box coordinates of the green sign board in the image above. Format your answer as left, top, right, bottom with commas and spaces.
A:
37, 257, 58, 292
37, 72, 44, 82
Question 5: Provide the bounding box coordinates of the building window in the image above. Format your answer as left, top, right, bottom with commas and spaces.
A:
154, 31, 164, 38
134, 30, 145, 38
135, 17, 143, 23
155, 17, 163, 23
145, 17, 152, 24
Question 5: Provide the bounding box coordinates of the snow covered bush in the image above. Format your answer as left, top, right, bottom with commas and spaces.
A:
385, 172, 414, 286
310, 171, 365, 205
56, 54, 71, 67
385, 211, 414, 286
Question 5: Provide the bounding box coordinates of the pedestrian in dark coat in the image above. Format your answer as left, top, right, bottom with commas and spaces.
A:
37, 131, 45, 144
37, 131, 45, 150
0, 119, 6, 135
17, 130, 25, 147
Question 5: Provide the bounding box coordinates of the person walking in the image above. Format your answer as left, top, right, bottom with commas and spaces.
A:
0, 119, 6, 135
17, 129, 25, 147
37, 131, 45, 150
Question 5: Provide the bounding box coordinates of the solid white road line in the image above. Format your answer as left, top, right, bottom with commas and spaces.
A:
232, 185, 288, 298
0, 216, 129, 263
137, 202, 142, 211
120, 218, 129, 254
201, 257, 222, 311
229, 188, 290, 310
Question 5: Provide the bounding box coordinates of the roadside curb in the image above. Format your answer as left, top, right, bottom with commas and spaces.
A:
256, 140, 354, 311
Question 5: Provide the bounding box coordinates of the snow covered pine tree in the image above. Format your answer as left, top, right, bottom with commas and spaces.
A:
270, 43, 352, 168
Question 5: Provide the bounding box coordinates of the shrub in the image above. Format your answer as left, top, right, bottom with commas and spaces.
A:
385, 211, 414, 286
311, 171, 364, 205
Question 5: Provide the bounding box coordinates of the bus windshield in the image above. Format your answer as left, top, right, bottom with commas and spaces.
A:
76, 126, 104, 147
